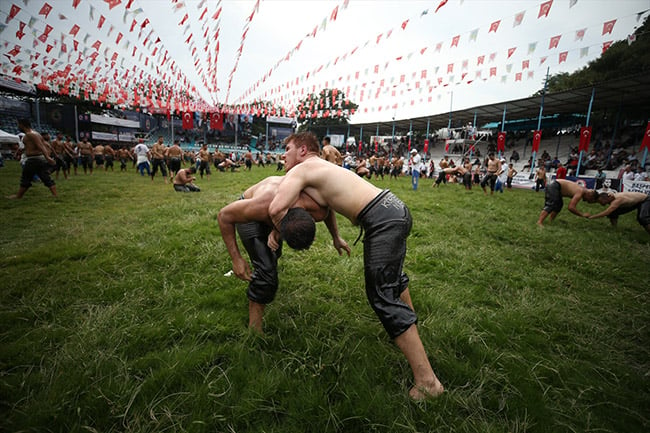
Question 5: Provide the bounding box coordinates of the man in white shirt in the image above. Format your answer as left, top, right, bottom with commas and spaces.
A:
410, 149, 422, 190
133, 140, 151, 176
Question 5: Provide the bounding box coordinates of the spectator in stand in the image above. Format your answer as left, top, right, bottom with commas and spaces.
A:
555, 162, 567, 180
621, 165, 635, 181
510, 149, 520, 164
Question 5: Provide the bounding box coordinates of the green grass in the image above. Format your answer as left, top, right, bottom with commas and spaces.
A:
1, 161, 648, 433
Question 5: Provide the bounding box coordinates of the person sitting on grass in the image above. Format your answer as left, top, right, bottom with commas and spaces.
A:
173, 166, 200, 192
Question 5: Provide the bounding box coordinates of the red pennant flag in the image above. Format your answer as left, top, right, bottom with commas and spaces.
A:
602, 19, 616, 35
92, 40, 101, 50
489, 20, 501, 33
507, 47, 517, 58
490, 67, 497, 77
7, 4, 21, 22
105, 0, 121, 10
39, 2, 53, 19
70, 24, 80, 36
578, 126, 592, 152
98, 15, 106, 29
538, 0, 553, 18
116, 32, 123, 44
179, 14, 189, 26
401, 19, 409, 30
497, 132, 506, 151
640, 122, 650, 151
209, 112, 224, 130
8, 45, 21, 57
182, 111, 194, 129
72, 0, 81, 8
451, 35, 460, 47
602, 41, 613, 54
141, 18, 150, 29
532, 130, 542, 153
130, 20, 137, 32
16, 22, 25, 39
435, 0, 448, 13
330, 5, 339, 21
559, 51, 568, 63
549, 35, 561, 49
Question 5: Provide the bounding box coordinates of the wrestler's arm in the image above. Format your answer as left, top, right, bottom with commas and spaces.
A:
35, 135, 55, 163
589, 200, 621, 219
567, 193, 588, 217
323, 210, 351, 256
217, 197, 271, 281
268, 170, 305, 230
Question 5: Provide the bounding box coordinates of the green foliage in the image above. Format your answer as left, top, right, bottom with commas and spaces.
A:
296, 88, 359, 131
1, 163, 649, 433
534, 17, 650, 95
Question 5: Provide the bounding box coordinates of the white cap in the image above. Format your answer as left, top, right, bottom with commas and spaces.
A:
410, 149, 417, 154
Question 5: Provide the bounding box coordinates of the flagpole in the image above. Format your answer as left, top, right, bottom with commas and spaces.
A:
576, 87, 595, 177
530, 67, 549, 177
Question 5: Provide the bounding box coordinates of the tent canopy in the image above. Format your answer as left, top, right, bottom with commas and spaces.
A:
0, 129, 20, 145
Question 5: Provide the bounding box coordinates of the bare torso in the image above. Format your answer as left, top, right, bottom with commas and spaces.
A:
278, 156, 382, 224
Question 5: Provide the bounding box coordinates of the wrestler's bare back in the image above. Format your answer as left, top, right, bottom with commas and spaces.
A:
244, 176, 329, 222
280, 156, 382, 224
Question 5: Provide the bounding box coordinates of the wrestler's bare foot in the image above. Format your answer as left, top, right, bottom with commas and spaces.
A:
536, 222, 544, 228
6, 194, 19, 199
409, 379, 444, 401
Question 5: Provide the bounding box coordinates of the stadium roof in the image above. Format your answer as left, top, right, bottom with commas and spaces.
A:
358, 72, 650, 135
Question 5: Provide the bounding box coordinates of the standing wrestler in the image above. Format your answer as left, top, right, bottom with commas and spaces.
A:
51, 133, 73, 180
103, 143, 115, 171
536, 179, 598, 227
78, 138, 94, 175
197, 144, 211, 179
63, 136, 77, 176
321, 136, 343, 166
589, 191, 650, 235
118, 147, 132, 172
7, 118, 57, 199
150, 136, 169, 183
480, 152, 501, 195
243, 149, 253, 170
218, 175, 349, 333
166, 139, 184, 177
268, 132, 444, 400
93, 142, 104, 171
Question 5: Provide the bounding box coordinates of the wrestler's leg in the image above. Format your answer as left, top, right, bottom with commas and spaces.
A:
394, 324, 444, 400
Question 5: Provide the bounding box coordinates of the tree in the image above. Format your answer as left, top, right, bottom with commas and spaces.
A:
533, 16, 650, 95
295, 88, 358, 132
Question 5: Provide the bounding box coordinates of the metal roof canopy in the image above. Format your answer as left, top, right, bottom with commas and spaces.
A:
350, 72, 650, 137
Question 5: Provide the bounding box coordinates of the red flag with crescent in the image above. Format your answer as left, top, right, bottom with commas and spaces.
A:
358, 140, 362, 153
497, 132, 506, 151
640, 122, 650, 151
423, 138, 429, 154
578, 126, 592, 152
182, 111, 194, 129
532, 130, 542, 153
209, 112, 224, 131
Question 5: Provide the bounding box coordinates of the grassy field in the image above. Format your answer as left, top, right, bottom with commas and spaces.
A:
1, 160, 648, 433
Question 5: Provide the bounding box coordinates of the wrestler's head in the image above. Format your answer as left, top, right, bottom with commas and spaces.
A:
280, 207, 316, 250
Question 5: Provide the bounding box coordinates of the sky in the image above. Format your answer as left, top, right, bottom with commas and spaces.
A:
1, 0, 649, 124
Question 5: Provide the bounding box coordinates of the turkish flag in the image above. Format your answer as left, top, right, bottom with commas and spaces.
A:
532, 130, 542, 153
578, 126, 592, 152
423, 139, 429, 154
182, 111, 194, 130
497, 132, 506, 151
209, 112, 224, 131
640, 122, 650, 151
358, 140, 362, 153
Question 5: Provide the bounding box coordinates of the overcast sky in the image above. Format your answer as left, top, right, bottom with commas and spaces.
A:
1, 0, 648, 124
